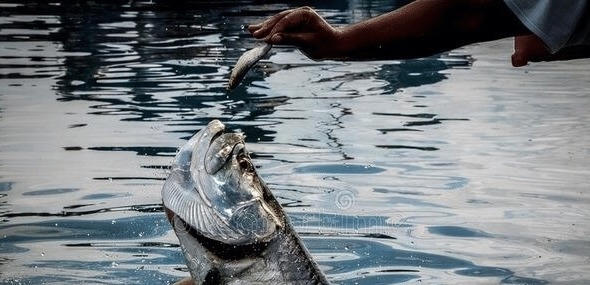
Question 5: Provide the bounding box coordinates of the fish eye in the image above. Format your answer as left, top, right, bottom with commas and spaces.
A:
238, 156, 254, 172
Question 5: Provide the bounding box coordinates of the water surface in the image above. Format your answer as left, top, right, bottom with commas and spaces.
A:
1, 1, 589, 284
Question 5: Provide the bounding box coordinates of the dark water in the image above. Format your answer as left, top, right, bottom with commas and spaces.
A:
1, 1, 589, 284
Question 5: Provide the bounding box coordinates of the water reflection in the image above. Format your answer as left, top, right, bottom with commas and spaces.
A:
306, 237, 547, 285
0, 0, 470, 132
0, 212, 548, 284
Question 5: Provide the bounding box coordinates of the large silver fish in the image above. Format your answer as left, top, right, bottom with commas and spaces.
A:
227, 43, 272, 90
162, 120, 329, 285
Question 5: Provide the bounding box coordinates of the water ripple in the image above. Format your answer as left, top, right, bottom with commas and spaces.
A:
1, 1, 588, 284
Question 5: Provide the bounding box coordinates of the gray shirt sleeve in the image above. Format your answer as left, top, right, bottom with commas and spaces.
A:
504, 0, 590, 53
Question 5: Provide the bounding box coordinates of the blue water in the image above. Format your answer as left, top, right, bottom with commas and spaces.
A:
1, 1, 589, 284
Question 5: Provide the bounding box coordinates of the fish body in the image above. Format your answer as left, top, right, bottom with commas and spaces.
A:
227, 43, 272, 90
162, 120, 329, 284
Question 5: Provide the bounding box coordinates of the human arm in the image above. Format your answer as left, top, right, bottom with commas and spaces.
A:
248, 0, 529, 61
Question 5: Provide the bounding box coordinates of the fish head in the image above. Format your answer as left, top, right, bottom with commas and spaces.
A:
162, 120, 283, 245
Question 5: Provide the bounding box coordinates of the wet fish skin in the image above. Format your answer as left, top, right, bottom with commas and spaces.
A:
162, 120, 329, 285
227, 43, 272, 90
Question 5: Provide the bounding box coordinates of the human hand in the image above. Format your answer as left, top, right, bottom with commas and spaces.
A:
512, 35, 590, 67
248, 6, 344, 60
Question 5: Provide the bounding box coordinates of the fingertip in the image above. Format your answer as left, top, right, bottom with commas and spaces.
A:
511, 53, 527, 67
252, 29, 265, 39
247, 23, 261, 33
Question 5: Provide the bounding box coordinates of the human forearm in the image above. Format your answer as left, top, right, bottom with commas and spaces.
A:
334, 0, 527, 60
249, 0, 528, 61
334, 1, 458, 59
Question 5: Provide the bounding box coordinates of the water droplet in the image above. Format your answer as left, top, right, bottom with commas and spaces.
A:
111, 261, 119, 268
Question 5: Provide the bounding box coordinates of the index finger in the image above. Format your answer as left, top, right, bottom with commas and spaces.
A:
248, 7, 304, 38
266, 7, 316, 40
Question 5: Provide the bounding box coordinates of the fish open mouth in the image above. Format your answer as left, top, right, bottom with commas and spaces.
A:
201, 125, 246, 175
163, 120, 283, 245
